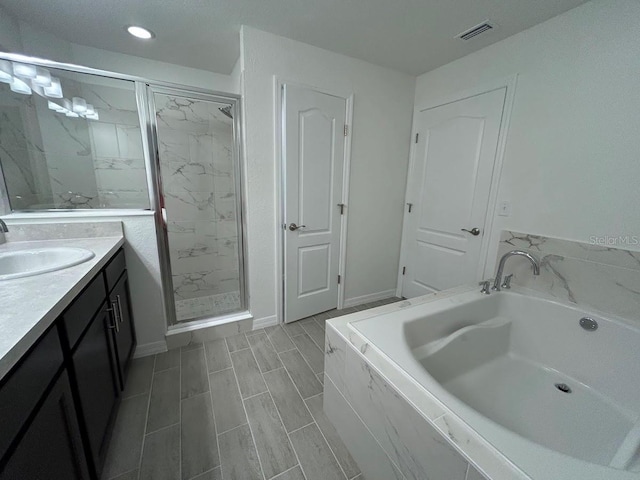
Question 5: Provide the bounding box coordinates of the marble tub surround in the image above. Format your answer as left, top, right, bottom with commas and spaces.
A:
324, 288, 529, 480
0, 222, 124, 381
497, 231, 640, 320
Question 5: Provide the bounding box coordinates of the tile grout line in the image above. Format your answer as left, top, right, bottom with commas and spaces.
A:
265, 328, 348, 479
254, 354, 308, 480
216, 421, 250, 437
288, 324, 353, 480
291, 331, 324, 362
227, 334, 268, 480
283, 420, 315, 436
327, 375, 407, 480
179, 349, 183, 480
302, 394, 350, 480
144, 420, 181, 437
246, 333, 305, 480
134, 357, 156, 479
276, 347, 321, 397
300, 323, 325, 352
203, 345, 223, 479
267, 464, 302, 480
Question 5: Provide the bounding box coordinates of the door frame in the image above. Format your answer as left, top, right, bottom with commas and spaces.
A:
275, 78, 354, 323
140, 84, 250, 328
396, 74, 518, 298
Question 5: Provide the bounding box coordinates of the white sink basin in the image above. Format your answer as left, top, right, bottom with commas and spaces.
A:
0, 247, 95, 280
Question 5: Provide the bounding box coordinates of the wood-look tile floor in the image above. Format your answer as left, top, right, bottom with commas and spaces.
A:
102, 298, 400, 480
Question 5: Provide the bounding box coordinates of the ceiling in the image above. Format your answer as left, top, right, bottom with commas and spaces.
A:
1, 0, 587, 76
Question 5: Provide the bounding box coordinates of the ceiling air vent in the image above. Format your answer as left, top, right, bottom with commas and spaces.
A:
457, 21, 495, 41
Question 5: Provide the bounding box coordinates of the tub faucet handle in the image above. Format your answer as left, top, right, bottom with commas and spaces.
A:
479, 280, 491, 295
501, 274, 513, 290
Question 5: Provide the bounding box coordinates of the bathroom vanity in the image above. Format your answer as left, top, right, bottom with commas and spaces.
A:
0, 223, 135, 480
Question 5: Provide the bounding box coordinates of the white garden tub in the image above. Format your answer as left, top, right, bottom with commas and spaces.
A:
352, 288, 640, 479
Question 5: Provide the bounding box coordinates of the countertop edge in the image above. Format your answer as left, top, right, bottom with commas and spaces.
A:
0, 236, 124, 381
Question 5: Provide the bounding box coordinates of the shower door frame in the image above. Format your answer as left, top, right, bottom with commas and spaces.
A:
141, 84, 248, 327
0, 52, 248, 328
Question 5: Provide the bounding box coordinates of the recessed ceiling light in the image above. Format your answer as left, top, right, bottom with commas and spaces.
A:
126, 25, 155, 40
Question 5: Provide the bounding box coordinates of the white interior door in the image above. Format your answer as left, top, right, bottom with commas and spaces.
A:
401, 88, 506, 297
283, 84, 347, 322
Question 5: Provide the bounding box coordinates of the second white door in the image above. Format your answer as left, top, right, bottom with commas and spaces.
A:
283, 84, 347, 322
401, 88, 506, 297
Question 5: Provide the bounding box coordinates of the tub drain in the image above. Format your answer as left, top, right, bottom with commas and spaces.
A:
555, 383, 572, 393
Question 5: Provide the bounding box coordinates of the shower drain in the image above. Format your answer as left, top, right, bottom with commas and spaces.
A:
555, 383, 572, 393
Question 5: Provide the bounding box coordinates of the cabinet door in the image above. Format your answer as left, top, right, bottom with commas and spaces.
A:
110, 272, 136, 389
0, 371, 90, 480
72, 304, 120, 475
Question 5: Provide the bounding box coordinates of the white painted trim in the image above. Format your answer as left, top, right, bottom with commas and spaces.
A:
343, 289, 397, 308
134, 341, 167, 358
275, 77, 354, 322
478, 76, 518, 280
252, 314, 279, 330
397, 74, 518, 297
337, 94, 354, 310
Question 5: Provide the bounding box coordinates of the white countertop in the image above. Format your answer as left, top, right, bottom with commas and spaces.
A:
0, 235, 124, 381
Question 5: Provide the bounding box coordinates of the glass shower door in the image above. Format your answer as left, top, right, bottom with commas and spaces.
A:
150, 88, 244, 323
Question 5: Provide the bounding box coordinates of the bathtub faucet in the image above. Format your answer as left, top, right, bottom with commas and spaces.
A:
493, 250, 540, 291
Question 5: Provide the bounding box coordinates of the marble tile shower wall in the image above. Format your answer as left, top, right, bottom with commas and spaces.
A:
0, 94, 54, 209
497, 231, 640, 320
156, 96, 240, 320
84, 84, 149, 209
0, 80, 148, 209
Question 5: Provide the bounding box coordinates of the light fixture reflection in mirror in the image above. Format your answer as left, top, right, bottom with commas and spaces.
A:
1, 60, 99, 120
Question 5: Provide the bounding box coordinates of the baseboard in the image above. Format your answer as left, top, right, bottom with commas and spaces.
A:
252, 314, 278, 330
343, 289, 396, 308
134, 341, 167, 358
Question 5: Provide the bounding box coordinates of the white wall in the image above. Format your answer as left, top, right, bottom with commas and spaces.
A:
240, 27, 415, 322
413, 0, 640, 276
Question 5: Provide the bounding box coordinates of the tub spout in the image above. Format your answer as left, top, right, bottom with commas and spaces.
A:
493, 250, 540, 291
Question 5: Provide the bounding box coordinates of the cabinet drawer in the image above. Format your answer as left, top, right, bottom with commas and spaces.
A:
63, 274, 107, 349
104, 249, 126, 293
0, 326, 63, 460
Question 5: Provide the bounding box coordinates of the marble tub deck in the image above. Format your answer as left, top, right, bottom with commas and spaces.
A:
324, 287, 530, 480
101, 298, 399, 480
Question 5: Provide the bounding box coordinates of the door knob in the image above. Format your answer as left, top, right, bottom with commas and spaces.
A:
461, 228, 480, 236
289, 223, 306, 231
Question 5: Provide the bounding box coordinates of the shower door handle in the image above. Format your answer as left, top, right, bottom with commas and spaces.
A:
161, 207, 168, 227
288, 223, 306, 231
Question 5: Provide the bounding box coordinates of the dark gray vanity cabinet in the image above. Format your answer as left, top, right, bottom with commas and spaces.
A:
0, 247, 136, 480
70, 303, 121, 477
0, 371, 91, 480
104, 250, 136, 390
0, 326, 90, 480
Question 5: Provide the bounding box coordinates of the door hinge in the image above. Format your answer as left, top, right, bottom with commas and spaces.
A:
338, 275, 341, 284
344, 124, 349, 136
415, 133, 419, 143
402, 266, 406, 275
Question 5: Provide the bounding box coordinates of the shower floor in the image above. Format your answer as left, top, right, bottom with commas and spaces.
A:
175, 291, 241, 322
